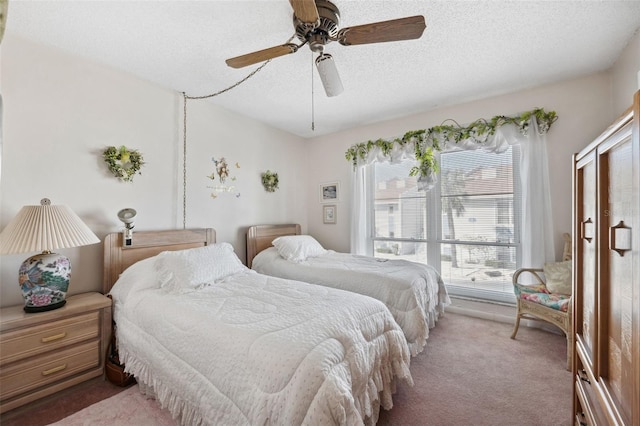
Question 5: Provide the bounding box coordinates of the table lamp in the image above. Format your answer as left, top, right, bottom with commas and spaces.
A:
0, 198, 100, 312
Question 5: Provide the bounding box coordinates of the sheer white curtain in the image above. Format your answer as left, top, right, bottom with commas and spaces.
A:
350, 165, 372, 255
349, 117, 555, 265
350, 142, 415, 255
515, 120, 556, 266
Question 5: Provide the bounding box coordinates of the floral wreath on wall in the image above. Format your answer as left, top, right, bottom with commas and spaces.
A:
103, 146, 145, 182
261, 170, 279, 192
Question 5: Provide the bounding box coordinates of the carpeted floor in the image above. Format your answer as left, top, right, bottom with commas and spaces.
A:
48, 385, 175, 426
1, 312, 572, 425
0, 375, 129, 426
377, 311, 572, 425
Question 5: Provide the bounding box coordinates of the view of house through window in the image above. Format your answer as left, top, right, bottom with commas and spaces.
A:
372, 147, 521, 303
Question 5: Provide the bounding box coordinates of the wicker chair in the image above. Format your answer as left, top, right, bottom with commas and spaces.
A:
511, 233, 572, 370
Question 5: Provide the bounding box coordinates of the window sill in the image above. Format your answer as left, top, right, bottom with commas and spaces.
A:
447, 296, 564, 335
447, 296, 516, 324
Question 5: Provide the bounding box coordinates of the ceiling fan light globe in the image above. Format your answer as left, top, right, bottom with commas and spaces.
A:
316, 53, 343, 97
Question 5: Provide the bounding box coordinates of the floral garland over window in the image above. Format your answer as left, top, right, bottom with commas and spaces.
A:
345, 108, 557, 180
261, 170, 279, 192
103, 146, 144, 182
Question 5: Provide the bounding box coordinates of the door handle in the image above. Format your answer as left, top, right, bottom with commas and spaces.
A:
610, 220, 631, 256
581, 218, 593, 243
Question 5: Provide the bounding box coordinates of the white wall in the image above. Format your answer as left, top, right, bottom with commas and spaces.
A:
0, 35, 307, 307
612, 29, 640, 115
304, 30, 639, 257
304, 72, 622, 258
2, 29, 638, 308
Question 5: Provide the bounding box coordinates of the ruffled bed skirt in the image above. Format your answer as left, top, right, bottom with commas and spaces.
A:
120, 329, 413, 426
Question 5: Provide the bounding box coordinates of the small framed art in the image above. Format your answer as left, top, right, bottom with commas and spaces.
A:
323, 205, 337, 224
319, 181, 339, 203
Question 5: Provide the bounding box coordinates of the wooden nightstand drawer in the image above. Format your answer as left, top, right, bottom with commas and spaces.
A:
0, 292, 112, 414
0, 339, 100, 401
0, 312, 100, 366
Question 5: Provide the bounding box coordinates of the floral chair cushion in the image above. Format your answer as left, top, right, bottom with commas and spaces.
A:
514, 282, 571, 312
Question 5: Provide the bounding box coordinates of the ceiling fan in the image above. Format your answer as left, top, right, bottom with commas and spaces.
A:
225, 0, 426, 97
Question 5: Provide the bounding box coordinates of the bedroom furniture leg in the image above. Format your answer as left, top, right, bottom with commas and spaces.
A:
510, 312, 521, 339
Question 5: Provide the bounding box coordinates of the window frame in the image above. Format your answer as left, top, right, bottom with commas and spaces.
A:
369, 147, 522, 304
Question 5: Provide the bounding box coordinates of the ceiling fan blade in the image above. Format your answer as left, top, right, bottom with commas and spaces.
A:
289, 0, 319, 24
225, 44, 298, 69
338, 15, 426, 46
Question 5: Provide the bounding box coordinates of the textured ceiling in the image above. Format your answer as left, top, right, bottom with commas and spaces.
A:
5, 1, 640, 138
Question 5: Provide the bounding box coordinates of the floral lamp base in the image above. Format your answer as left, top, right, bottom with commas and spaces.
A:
19, 252, 70, 313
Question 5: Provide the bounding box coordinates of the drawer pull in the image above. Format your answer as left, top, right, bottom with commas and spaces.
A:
578, 411, 588, 426
41, 332, 67, 343
579, 369, 591, 384
41, 364, 67, 376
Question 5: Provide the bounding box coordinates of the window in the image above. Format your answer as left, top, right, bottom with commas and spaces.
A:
371, 146, 521, 303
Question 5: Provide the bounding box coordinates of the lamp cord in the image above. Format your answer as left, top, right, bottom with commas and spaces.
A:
180, 35, 295, 228
182, 61, 273, 228
182, 93, 188, 230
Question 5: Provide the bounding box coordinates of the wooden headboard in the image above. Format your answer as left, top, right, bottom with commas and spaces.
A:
246, 224, 301, 268
103, 228, 216, 293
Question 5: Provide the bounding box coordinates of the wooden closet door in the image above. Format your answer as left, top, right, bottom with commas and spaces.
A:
597, 122, 635, 425
575, 150, 598, 365
573, 91, 639, 426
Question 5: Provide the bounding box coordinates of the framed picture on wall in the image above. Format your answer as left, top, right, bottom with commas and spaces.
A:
319, 181, 339, 203
323, 205, 337, 224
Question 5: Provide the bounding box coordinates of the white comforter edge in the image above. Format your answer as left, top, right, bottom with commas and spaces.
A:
113, 270, 414, 426
253, 248, 451, 357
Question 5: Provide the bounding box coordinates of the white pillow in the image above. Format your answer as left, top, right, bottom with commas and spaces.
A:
272, 235, 327, 263
109, 257, 160, 302
155, 243, 247, 293
544, 260, 572, 295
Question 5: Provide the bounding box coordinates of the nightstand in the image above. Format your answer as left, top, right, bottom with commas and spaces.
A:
0, 292, 112, 413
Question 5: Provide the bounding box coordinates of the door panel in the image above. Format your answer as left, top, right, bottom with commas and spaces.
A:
576, 152, 598, 364
599, 133, 634, 424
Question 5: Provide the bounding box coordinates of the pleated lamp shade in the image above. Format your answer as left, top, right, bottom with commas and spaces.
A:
0, 199, 100, 312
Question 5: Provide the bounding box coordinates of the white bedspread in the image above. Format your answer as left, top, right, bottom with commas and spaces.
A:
252, 248, 451, 356
110, 263, 412, 426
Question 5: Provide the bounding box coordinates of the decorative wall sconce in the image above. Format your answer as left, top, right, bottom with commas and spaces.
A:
206, 157, 241, 199
117, 208, 137, 246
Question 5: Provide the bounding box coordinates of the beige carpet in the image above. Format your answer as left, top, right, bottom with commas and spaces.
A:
377, 312, 572, 425
48, 385, 176, 426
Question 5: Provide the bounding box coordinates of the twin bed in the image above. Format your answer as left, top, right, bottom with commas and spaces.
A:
247, 224, 450, 356
104, 228, 414, 425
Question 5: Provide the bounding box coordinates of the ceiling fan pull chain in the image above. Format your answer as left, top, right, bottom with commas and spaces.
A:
311, 51, 315, 131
